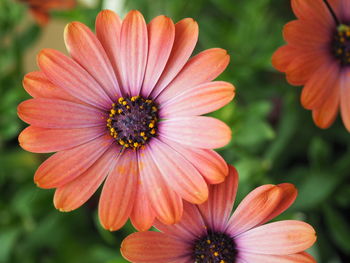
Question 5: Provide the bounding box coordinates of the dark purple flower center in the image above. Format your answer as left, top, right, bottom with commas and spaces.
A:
192, 231, 237, 263
106, 96, 158, 149
332, 24, 350, 66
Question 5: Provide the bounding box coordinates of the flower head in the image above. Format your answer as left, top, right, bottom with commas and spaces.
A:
19, 0, 76, 25
18, 10, 234, 231
272, 0, 350, 131
121, 165, 317, 263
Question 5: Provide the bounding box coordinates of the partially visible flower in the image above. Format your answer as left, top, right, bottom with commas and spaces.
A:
272, 0, 350, 131
121, 165, 317, 263
18, 10, 234, 232
19, 0, 76, 25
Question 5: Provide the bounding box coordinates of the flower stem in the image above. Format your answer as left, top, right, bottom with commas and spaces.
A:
323, 0, 340, 26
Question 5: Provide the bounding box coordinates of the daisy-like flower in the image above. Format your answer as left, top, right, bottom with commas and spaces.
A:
272, 0, 350, 131
18, 10, 234, 231
121, 165, 317, 263
19, 0, 76, 26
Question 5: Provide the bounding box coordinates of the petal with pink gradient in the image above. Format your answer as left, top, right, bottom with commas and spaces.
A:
141, 15, 175, 97
38, 49, 112, 109
17, 98, 104, 129
19, 126, 105, 153
121, 231, 190, 263
340, 70, 350, 132
151, 18, 198, 98
156, 48, 230, 104
53, 144, 118, 211
98, 150, 138, 231
119, 10, 148, 96
160, 81, 235, 118
239, 252, 316, 263
236, 220, 317, 255
198, 165, 238, 232
159, 116, 231, 149
148, 138, 208, 204
34, 135, 113, 189
64, 21, 121, 100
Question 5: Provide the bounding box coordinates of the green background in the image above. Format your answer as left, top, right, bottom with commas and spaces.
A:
0, 0, 349, 262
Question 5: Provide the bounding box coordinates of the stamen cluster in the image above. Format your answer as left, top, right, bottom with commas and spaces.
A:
193, 231, 237, 263
332, 24, 350, 65
106, 96, 158, 150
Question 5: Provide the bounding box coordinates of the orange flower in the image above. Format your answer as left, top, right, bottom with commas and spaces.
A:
19, 0, 75, 25
121, 165, 317, 263
18, 10, 234, 231
272, 0, 350, 131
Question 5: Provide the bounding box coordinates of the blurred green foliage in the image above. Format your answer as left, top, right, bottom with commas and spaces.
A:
0, 0, 349, 262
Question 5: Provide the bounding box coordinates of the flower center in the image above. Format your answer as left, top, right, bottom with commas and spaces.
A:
106, 96, 158, 149
332, 24, 350, 66
192, 231, 237, 263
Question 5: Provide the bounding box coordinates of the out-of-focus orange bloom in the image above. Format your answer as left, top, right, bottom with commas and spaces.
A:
272, 0, 350, 131
19, 0, 75, 25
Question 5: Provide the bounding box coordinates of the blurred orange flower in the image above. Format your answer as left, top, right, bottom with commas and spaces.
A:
272, 0, 350, 131
121, 165, 317, 263
19, 0, 75, 25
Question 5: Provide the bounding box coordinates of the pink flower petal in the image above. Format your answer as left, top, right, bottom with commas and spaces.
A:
271, 45, 298, 72
340, 70, 350, 132
150, 18, 198, 98
95, 10, 123, 89
18, 126, 105, 153
138, 147, 183, 225
17, 98, 104, 128
159, 137, 228, 184
119, 10, 148, 96
130, 182, 155, 232
198, 165, 238, 232
159, 116, 231, 149
121, 231, 190, 263
23, 71, 82, 104
34, 135, 113, 188
156, 48, 230, 104
226, 184, 282, 236
236, 220, 317, 255
141, 15, 175, 97
53, 144, 117, 211
98, 150, 138, 231
239, 252, 316, 263
154, 201, 206, 241
301, 62, 340, 110
148, 138, 209, 204
64, 21, 121, 100
160, 81, 235, 118
38, 49, 112, 109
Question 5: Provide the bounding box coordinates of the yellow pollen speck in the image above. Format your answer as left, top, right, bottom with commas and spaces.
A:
140, 132, 145, 136
214, 252, 219, 257
118, 109, 123, 114
143, 136, 148, 140
119, 140, 125, 145
150, 129, 156, 135
207, 239, 211, 244
220, 260, 225, 263
149, 122, 154, 128
122, 101, 127, 105
110, 109, 116, 115
125, 144, 129, 148
128, 140, 132, 143
139, 105, 144, 109
152, 106, 157, 112
118, 97, 124, 103
133, 142, 139, 147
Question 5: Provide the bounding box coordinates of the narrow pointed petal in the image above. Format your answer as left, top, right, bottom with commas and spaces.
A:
17, 98, 104, 128
198, 165, 238, 232
119, 10, 148, 96
239, 252, 316, 263
99, 151, 138, 231
130, 182, 156, 232
151, 18, 198, 98
53, 144, 117, 211
160, 81, 235, 118
154, 201, 207, 241
142, 15, 175, 97
64, 22, 121, 100
160, 137, 228, 184
23, 71, 82, 103
19, 126, 105, 153
121, 232, 190, 263
156, 48, 230, 104
34, 135, 113, 188
139, 147, 183, 225
226, 185, 283, 236
236, 220, 317, 255
38, 49, 112, 109
340, 71, 350, 132
159, 116, 231, 149
149, 138, 208, 204
95, 10, 123, 89
271, 45, 298, 72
